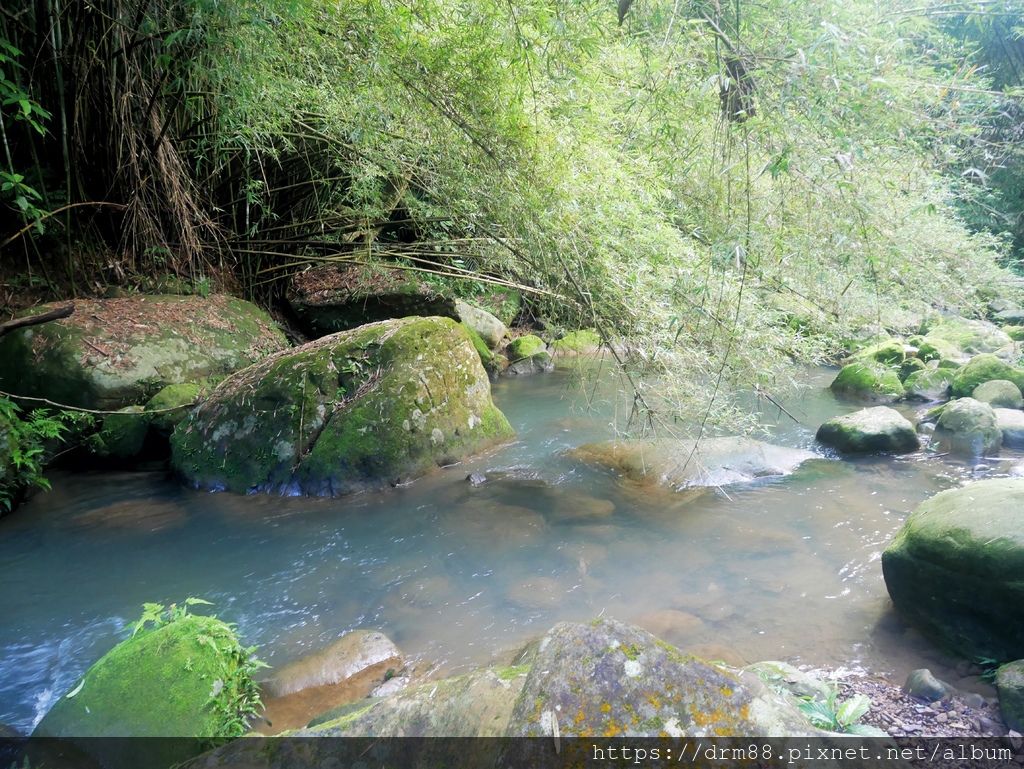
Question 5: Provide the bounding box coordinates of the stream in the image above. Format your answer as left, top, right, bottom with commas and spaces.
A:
0, 364, 1016, 734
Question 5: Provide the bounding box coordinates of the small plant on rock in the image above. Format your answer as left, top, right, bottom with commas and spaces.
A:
797, 684, 885, 736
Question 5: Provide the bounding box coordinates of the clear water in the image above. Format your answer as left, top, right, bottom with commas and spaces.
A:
0, 365, 1017, 734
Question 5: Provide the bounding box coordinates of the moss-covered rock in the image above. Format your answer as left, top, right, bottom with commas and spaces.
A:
903, 368, 955, 402
1004, 325, 1024, 342
504, 334, 552, 376
851, 338, 906, 366
882, 479, 1024, 662
34, 613, 259, 740
916, 338, 961, 363
923, 317, 1012, 358
829, 362, 904, 403
934, 398, 1002, 457
550, 329, 603, 357
145, 383, 203, 435
898, 357, 926, 382
86, 406, 150, 459
505, 619, 821, 737
994, 309, 1024, 326
996, 661, 1024, 733
972, 379, 1024, 410
171, 317, 514, 495
0, 295, 287, 410
816, 407, 919, 454
951, 354, 1024, 397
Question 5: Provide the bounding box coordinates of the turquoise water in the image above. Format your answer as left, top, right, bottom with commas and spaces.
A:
0, 365, 1015, 733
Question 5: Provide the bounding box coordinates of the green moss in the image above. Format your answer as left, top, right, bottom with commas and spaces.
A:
951, 354, 1024, 397
898, 357, 926, 382
830, 362, 904, 402
461, 322, 493, 365
550, 329, 602, 355
35, 613, 258, 739
1004, 326, 1024, 342
145, 383, 203, 434
88, 406, 150, 459
497, 665, 531, 681
851, 338, 905, 366
903, 367, 955, 401
507, 334, 546, 360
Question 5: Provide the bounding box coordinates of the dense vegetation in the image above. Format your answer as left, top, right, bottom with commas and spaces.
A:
1, 0, 1022, 428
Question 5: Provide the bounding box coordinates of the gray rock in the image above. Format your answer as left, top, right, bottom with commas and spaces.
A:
903, 368, 955, 401
995, 408, 1024, 448
260, 630, 403, 699
934, 398, 1002, 457
505, 618, 822, 737
973, 379, 1024, 409
903, 669, 952, 702
570, 437, 816, 491
816, 407, 919, 454
996, 309, 1024, 325
455, 300, 507, 350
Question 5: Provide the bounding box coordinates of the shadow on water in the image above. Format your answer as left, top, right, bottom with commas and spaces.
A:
0, 364, 1017, 732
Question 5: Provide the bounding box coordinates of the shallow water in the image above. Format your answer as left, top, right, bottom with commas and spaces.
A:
0, 364, 1017, 733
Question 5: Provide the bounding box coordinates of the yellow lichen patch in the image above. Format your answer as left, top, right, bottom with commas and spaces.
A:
600, 702, 612, 714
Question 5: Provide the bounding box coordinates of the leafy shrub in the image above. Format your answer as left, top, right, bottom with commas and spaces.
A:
0, 396, 69, 512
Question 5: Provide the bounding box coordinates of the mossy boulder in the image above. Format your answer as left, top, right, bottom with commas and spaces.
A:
550, 329, 603, 357
898, 357, 926, 382
0, 295, 287, 410
972, 379, 1024, 409
934, 398, 1002, 457
460, 323, 506, 379
816, 407, 919, 454
145, 383, 203, 435
829, 362, 904, 403
903, 368, 955, 402
570, 437, 816, 491
455, 300, 507, 350
504, 335, 553, 376
950, 354, 1024, 398
923, 317, 1012, 358
34, 613, 258, 740
171, 317, 514, 495
882, 479, 1024, 662
996, 661, 1024, 732
995, 309, 1024, 326
916, 338, 961, 363
86, 406, 150, 459
505, 619, 820, 737
1004, 325, 1024, 342
851, 338, 906, 366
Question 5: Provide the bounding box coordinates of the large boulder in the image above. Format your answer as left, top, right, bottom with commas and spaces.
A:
816, 407, 919, 454
570, 437, 816, 491
934, 398, 1002, 457
994, 408, 1024, 448
995, 308, 1024, 325
829, 362, 904, 403
171, 317, 514, 495
972, 379, 1024, 409
903, 368, 955, 401
0, 295, 287, 410
882, 479, 1024, 662
34, 613, 261, 740
951, 354, 1024, 397
922, 318, 1012, 358
505, 619, 820, 737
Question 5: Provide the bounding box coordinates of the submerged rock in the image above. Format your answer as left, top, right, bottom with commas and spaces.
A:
830, 362, 904, 403
816, 407, 919, 454
934, 398, 1002, 457
261, 630, 402, 698
171, 317, 515, 495
0, 295, 287, 410
972, 379, 1024, 409
882, 478, 1024, 662
505, 618, 821, 737
570, 437, 816, 491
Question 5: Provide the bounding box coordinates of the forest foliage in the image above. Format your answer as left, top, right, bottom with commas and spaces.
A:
1, 0, 1022, 428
